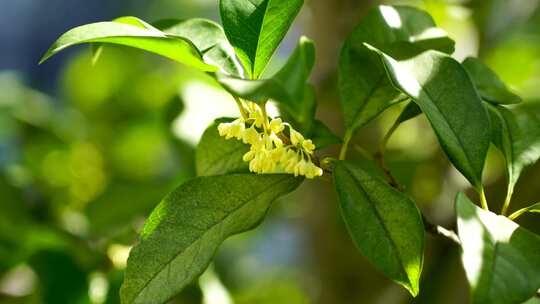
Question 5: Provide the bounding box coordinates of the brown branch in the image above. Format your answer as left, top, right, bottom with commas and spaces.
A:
374, 150, 404, 191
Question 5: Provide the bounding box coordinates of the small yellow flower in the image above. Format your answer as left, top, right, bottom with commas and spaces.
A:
302, 139, 315, 154
290, 129, 304, 146
269, 118, 285, 134
217, 101, 323, 179
243, 127, 260, 145
243, 150, 256, 162
305, 161, 323, 178
269, 132, 283, 147
247, 103, 265, 128
218, 119, 245, 140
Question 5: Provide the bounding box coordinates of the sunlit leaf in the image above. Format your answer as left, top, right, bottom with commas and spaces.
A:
368, 45, 490, 189
339, 5, 454, 137
220, 0, 303, 78
40, 20, 217, 72
456, 193, 540, 304
463, 57, 522, 105
333, 161, 424, 296
121, 174, 302, 304
195, 118, 249, 176
155, 18, 244, 77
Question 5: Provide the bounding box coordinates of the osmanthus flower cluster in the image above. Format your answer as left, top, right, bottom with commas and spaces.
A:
218, 101, 323, 179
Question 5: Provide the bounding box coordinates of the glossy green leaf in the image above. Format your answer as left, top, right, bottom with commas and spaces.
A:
369, 46, 490, 189
333, 161, 424, 296
220, 0, 303, 78
155, 18, 244, 77
216, 37, 316, 129
488, 104, 540, 202
310, 120, 342, 149
463, 57, 522, 105
121, 174, 302, 304
196, 118, 249, 176
40, 20, 217, 72
339, 5, 455, 136
456, 193, 540, 304
90, 16, 158, 64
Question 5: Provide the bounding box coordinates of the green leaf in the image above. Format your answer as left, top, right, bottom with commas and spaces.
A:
368, 45, 490, 189
310, 120, 342, 149
196, 118, 250, 176
463, 57, 522, 105
121, 174, 302, 304
219, 0, 304, 78
488, 104, 540, 201
333, 161, 424, 296
155, 18, 244, 77
456, 193, 540, 304
339, 5, 454, 136
216, 37, 316, 130
396, 101, 422, 124
40, 20, 217, 72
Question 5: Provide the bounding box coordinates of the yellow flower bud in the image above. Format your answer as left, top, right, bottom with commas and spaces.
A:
243, 127, 260, 145
290, 128, 304, 146
243, 150, 256, 162
305, 162, 323, 179
269, 118, 284, 134
269, 132, 283, 147
302, 139, 316, 154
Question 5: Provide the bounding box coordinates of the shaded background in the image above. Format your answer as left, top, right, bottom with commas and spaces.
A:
1, 0, 540, 303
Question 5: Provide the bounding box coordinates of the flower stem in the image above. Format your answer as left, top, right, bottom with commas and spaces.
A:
500, 187, 514, 215
480, 187, 489, 211
339, 130, 352, 160
508, 203, 538, 220
260, 100, 270, 133
234, 97, 249, 120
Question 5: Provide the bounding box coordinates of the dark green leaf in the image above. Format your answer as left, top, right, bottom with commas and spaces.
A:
333, 161, 424, 296
369, 46, 490, 189
456, 193, 540, 304
463, 57, 522, 105
196, 118, 249, 176
310, 119, 341, 149
155, 18, 244, 77
396, 101, 422, 124
216, 37, 316, 130
121, 174, 302, 304
40, 19, 217, 72
488, 104, 540, 201
339, 5, 454, 135
220, 0, 303, 78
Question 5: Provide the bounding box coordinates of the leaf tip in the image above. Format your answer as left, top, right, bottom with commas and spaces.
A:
38, 53, 50, 65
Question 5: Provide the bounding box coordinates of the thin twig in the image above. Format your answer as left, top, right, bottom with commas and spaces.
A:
374, 150, 404, 191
